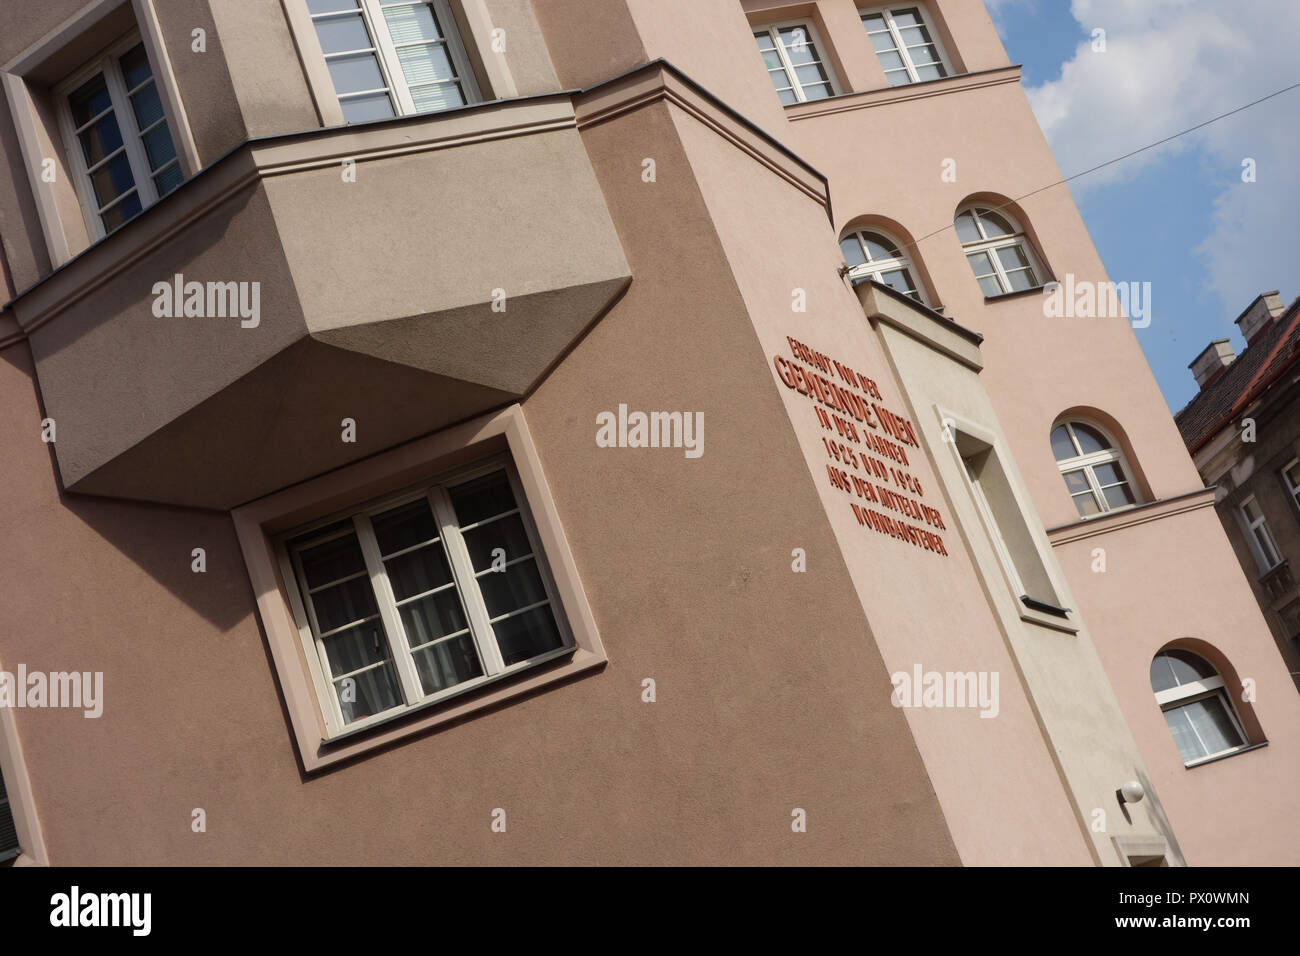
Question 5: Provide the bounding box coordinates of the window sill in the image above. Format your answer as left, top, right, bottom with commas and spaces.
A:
1183, 740, 1267, 769
1020, 594, 1070, 618
981, 284, 1051, 303
1045, 488, 1218, 546
784, 65, 1023, 121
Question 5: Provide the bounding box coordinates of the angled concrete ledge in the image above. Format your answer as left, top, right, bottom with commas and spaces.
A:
857, 279, 985, 371
4, 95, 631, 509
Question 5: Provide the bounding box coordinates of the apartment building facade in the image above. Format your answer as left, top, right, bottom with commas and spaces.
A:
1176, 291, 1300, 692
0, 0, 1295, 866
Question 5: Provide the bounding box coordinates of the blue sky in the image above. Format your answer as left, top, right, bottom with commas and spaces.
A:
986, 0, 1298, 413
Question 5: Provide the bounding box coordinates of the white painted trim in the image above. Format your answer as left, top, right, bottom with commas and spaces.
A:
0, 655, 50, 865
53, 30, 165, 242
244, 408, 598, 759
858, 3, 956, 86
753, 18, 842, 103
0, 72, 72, 264
1238, 493, 1283, 572
132, 0, 201, 177
1051, 419, 1142, 518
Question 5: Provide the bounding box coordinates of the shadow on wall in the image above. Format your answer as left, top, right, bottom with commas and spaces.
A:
0, 344, 255, 632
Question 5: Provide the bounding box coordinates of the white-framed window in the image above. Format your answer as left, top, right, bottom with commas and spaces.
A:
306, 0, 481, 123
0, 768, 19, 864
1282, 459, 1300, 513
753, 21, 838, 105
860, 5, 952, 86
280, 456, 573, 736
54, 35, 183, 238
954, 205, 1045, 296
1150, 649, 1249, 766
1239, 495, 1283, 573
1050, 420, 1140, 518
839, 228, 927, 304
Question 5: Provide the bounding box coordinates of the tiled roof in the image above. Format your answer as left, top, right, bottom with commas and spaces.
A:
1175, 297, 1300, 453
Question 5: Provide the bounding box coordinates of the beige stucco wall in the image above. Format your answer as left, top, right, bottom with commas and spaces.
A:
665, 95, 1089, 862
0, 84, 961, 864
1055, 506, 1300, 865
869, 306, 1182, 866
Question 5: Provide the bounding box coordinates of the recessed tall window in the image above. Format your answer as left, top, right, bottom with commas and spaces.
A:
55, 37, 182, 237
1050, 420, 1140, 518
753, 22, 837, 105
282, 459, 572, 733
839, 228, 927, 304
1150, 649, 1248, 766
860, 6, 950, 86
1239, 496, 1282, 572
955, 205, 1044, 296
307, 0, 480, 123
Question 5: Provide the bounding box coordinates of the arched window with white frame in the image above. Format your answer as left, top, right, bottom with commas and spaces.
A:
1150, 649, 1249, 766
1050, 419, 1141, 518
838, 228, 927, 304
954, 204, 1045, 296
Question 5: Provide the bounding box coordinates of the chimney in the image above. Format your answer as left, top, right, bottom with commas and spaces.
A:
1235, 290, 1286, 345
1189, 338, 1236, 390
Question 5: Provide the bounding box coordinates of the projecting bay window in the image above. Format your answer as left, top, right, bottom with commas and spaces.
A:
306, 0, 481, 122
55, 37, 183, 237
282, 460, 572, 734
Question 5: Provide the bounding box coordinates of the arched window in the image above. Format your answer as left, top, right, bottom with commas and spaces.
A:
1050, 420, 1140, 518
954, 205, 1044, 296
838, 229, 927, 303
1150, 649, 1247, 765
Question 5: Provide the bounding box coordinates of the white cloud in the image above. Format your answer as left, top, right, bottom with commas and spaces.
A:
1023, 0, 1300, 316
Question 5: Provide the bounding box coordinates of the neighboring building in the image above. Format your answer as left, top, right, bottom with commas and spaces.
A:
0, 0, 1297, 867
1176, 291, 1300, 692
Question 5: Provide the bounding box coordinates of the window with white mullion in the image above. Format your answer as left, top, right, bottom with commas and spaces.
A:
309, 1, 399, 122
1240, 497, 1282, 572
283, 460, 573, 732
839, 228, 927, 303
487, 597, 553, 626
753, 22, 835, 105
57, 36, 183, 237
473, 552, 535, 578
1050, 420, 1140, 518
428, 485, 507, 676
103, 52, 159, 209
955, 205, 1044, 296
1150, 650, 1248, 765
1282, 460, 1300, 512
316, 612, 382, 641
861, 7, 950, 87
354, 513, 429, 707
311, 0, 479, 122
